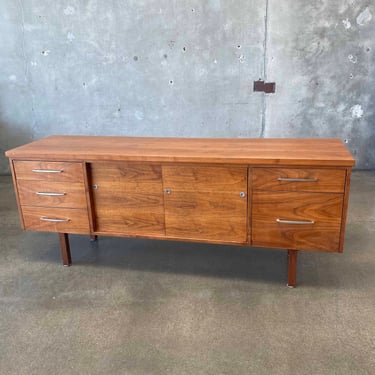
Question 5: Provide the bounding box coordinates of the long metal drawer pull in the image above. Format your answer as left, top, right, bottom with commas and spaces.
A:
32, 169, 64, 173
276, 218, 315, 225
36, 192, 66, 196
277, 177, 318, 182
40, 217, 70, 223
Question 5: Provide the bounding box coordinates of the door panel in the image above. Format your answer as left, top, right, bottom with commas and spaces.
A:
163, 165, 247, 192
163, 165, 248, 243
90, 163, 165, 235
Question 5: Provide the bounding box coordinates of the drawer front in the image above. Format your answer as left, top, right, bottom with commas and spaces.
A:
252, 191, 343, 251
252, 168, 346, 193
22, 206, 90, 234
14, 161, 84, 182
18, 180, 87, 208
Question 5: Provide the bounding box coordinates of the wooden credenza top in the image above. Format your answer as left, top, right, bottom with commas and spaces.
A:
5, 135, 355, 167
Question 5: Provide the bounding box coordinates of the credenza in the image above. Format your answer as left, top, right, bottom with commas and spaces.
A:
5, 136, 355, 287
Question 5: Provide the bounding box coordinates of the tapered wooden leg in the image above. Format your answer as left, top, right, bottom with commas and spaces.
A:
59, 233, 71, 266
287, 250, 298, 288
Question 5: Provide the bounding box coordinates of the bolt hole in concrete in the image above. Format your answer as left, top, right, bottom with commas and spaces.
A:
344, 139, 349, 143
169, 80, 174, 85
237, 45, 242, 49
133, 56, 138, 61
182, 47, 186, 52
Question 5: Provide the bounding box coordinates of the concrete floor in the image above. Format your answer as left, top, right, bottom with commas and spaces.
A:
0, 171, 374, 375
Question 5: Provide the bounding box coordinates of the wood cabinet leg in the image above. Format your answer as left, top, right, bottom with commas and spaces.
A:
59, 233, 72, 266
90, 235, 98, 242
287, 250, 298, 288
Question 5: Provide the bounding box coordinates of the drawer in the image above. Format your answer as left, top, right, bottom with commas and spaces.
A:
22, 206, 90, 234
17, 180, 87, 208
14, 161, 84, 182
252, 191, 343, 251
252, 168, 346, 193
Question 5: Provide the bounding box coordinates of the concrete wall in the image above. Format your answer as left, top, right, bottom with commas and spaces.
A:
1, 0, 374, 173
265, 1, 375, 168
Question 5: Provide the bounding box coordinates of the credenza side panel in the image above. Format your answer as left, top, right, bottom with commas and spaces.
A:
338, 167, 353, 252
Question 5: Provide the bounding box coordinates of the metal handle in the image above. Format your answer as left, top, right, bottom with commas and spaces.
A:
40, 217, 70, 223
276, 218, 315, 225
165, 188, 171, 195
240, 192, 246, 198
36, 192, 66, 196
277, 177, 318, 182
32, 169, 64, 173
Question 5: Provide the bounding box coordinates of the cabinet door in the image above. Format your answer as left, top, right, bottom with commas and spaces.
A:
90, 163, 165, 236
163, 166, 248, 243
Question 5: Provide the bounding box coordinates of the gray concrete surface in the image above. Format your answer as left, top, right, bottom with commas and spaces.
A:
0, 172, 374, 374
265, 1, 375, 169
1, 1, 374, 173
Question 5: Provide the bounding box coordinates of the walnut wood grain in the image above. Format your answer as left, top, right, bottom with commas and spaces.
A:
247, 168, 253, 244
13, 160, 84, 182
165, 191, 247, 242
252, 168, 346, 193
162, 165, 247, 192
287, 250, 298, 287
91, 162, 163, 185
17, 180, 87, 208
22, 206, 90, 234
94, 208, 165, 235
339, 168, 352, 252
6, 136, 355, 167
82, 162, 96, 234
252, 191, 343, 251
9, 159, 25, 229
59, 233, 71, 266
90, 162, 165, 235
163, 165, 248, 243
